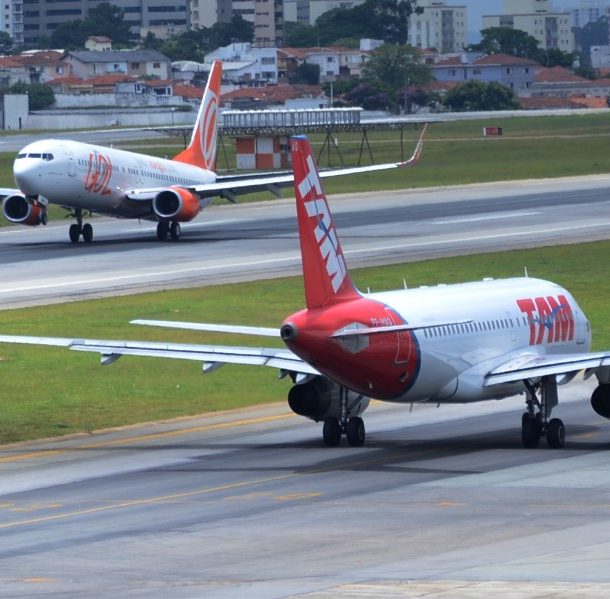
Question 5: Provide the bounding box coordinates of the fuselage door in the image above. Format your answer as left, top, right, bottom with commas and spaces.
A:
63, 146, 76, 177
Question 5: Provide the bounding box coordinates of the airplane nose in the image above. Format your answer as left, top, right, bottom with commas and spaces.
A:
13, 157, 40, 195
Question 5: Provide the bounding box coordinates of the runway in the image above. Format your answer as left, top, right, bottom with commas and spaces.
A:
4, 175, 610, 597
2, 174, 610, 308
2, 379, 610, 597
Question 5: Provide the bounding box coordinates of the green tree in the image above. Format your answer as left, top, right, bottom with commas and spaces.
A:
574, 17, 609, 67
0, 31, 14, 54
362, 43, 432, 112
345, 83, 391, 110
285, 21, 318, 47
536, 48, 577, 68
315, 0, 421, 46
443, 80, 520, 112
289, 63, 320, 85
472, 27, 540, 59
9, 82, 55, 110
209, 15, 254, 48
49, 3, 132, 49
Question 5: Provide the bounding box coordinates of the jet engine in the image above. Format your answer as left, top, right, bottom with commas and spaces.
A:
152, 186, 201, 222
287, 376, 369, 422
2, 194, 46, 226
591, 384, 610, 418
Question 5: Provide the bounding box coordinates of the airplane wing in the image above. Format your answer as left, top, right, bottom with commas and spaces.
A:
484, 351, 610, 386
0, 187, 19, 200
124, 123, 428, 203
131, 319, 280, 337
0, 334, 318, 376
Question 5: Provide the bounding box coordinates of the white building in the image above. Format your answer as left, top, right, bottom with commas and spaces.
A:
205, 43, 278, 84
591, 44, 610, 68
1, 0, 24, 45
569, 1, 610, 28
408, 0, 467, 53
483, 0, 575, 52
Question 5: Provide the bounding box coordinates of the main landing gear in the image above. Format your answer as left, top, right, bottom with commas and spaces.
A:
68, 209, 93, 243
322, 386, 366, 448
521, 376, 565, 449
156, 220, 181, 241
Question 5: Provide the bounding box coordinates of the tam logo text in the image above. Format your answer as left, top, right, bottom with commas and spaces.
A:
298, 153, 346, 293
517, 295, 574, 345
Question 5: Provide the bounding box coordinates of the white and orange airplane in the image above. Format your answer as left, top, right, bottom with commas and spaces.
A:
2, 136, 610, 449
0, 59, 425, 244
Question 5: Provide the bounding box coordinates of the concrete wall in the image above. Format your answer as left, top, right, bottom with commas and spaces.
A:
2, 94, 29, 130
27, 108, 196, 129
53, 94, 192, 109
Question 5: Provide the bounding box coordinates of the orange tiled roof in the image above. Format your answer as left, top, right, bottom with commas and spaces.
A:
221, 84, 324, 103
173, 83, 203, 99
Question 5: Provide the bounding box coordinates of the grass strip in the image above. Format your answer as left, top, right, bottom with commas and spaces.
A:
1, 239, 609, 444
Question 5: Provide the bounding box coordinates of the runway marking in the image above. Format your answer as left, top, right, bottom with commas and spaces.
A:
0, 448, 443, 530
0, 412, 294, 464
3, 219, 610, 296
434, 211, 541, 225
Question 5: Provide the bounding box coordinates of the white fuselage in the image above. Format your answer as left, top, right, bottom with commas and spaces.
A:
370, 276, 590, 404
13, 139, 216, 219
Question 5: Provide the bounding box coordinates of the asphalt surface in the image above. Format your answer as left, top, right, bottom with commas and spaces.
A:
3, 176, 610, 597
2, 380, 610, 597
2, 174, 610, 308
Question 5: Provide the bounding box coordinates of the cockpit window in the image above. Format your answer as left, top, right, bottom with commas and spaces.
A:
28, 153, 41, 158
16, 153, 26, 159
42, 153, 54, 161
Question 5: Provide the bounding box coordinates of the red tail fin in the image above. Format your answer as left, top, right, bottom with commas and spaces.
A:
173, 60, 222, 171
290, 135, 359, 309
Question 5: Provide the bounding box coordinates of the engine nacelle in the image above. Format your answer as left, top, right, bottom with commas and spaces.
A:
287, 376, 370, 422
2, 194, 45, 226
152, 186, 201, 222
591, 383, 610, 418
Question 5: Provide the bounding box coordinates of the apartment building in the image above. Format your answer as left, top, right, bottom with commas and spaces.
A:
483, 0, 575, 51
408, 0, 467, 53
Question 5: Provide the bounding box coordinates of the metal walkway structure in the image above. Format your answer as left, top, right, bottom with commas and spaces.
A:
152, 107, 427, 168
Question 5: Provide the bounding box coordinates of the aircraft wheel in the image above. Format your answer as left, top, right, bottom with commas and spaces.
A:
82, 223, 93, 243
521, 413, 541, 448
41, 211, 48, 226
322, 418, 342, 447
346, 417, 365, 447
546, 418, 565, 449
156, 221, 169, 241
170, 221, 181, 241
69, 223, 81, 244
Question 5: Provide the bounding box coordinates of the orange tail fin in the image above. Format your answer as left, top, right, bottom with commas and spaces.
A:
290, 135, 360, 309
173, 60, 222, 171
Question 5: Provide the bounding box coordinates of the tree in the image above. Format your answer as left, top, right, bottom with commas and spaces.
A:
208, 15, 254, 48
536, 48, 577, 69
574, 17, 609, 67
315, 0, 421, 46
9, 82, 55, 110
345, 83, 391, 110
362, 43, 432, 112
49, 3, 132, 49
472, 27, 540, 60
443, 80, 520, 112
285, 21, 318, 47
289, 63, 320, 85
0, 31, 14, 54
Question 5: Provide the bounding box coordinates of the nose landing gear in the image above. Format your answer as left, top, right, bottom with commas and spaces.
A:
68, 209, 93, 243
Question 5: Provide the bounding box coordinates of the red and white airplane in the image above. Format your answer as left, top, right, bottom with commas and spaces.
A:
1, 136, 610, 449
0, 60, 425, 244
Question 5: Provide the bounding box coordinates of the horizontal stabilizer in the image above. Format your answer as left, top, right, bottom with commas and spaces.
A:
131, 319, 280, 337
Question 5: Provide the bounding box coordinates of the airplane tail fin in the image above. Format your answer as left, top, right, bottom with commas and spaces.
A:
173, 60, 222, 171
290, 135, 360, 310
